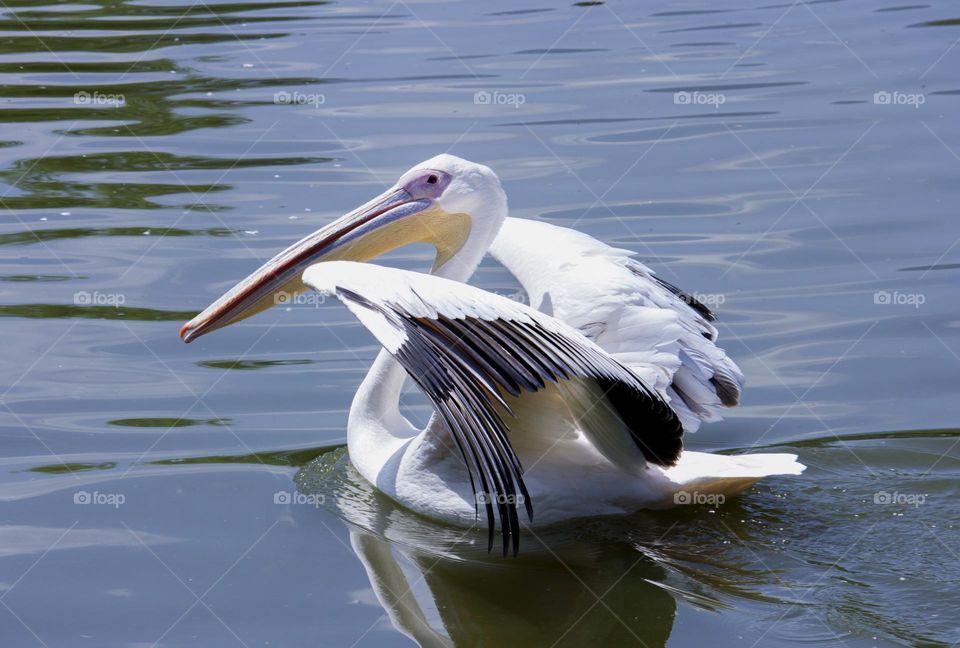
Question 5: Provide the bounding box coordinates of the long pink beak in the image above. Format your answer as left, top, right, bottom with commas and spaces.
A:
180, 186, 431, 342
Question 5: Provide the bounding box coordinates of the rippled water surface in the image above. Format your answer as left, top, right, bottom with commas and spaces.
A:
1, 1, 958, 646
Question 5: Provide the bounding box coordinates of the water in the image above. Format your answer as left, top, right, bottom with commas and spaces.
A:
1, 1, 958, 646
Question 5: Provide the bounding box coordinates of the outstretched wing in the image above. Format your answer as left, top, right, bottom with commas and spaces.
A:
302, 261, 682, 556
489, 217, 744, 433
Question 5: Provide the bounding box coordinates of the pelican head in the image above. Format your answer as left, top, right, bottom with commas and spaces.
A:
180, 154, 507, 342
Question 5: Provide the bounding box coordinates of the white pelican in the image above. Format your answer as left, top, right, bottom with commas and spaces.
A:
180, 155, 804, 555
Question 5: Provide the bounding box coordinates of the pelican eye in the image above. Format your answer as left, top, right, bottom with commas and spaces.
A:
427, 174, 439, 184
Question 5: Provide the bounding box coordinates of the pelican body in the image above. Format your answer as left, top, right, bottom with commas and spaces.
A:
181, 155, 804, 555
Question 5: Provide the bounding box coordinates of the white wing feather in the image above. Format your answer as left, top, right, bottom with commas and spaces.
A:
489, 217, 744, 433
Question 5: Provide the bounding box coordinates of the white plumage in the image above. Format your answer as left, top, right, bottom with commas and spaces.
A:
181, 154, 804, 555
490, 217, 744, 433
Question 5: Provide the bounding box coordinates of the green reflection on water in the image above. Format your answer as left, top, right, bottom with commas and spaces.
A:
197, 359, 316, 370
108, 417, 230, 428
29, 461, 117, 474
151, 444, 339, 467
0, 274, 77, 281
12, 0, 327, 19
0, 304, 197, 320
0, 151, 329, 210
0, 227, 234, 246
0, 0, 334, 218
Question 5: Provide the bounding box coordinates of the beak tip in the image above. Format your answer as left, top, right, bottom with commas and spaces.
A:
179, 322, 195, 343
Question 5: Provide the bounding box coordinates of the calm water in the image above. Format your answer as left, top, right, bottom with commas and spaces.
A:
1, 1, 958, 646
